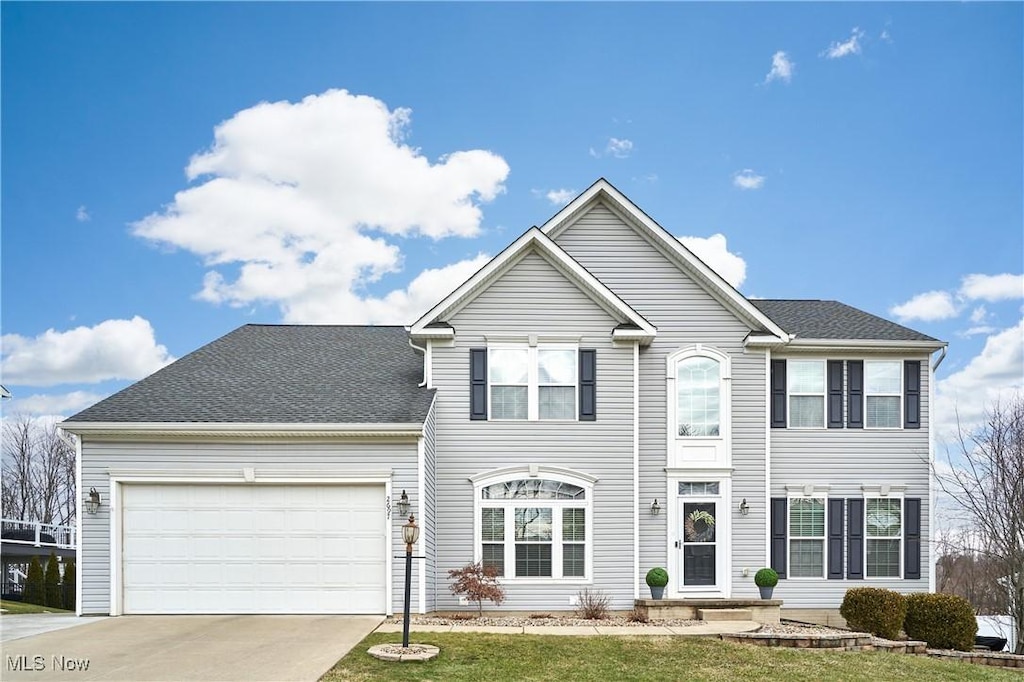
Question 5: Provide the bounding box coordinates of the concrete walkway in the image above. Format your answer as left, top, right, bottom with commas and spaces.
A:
1, 614, 105, 643
375, 620, 760, 636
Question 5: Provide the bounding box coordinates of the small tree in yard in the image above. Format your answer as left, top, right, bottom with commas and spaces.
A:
62, 559, 76, 610
23, 557, 45, 606
44, 552, 61, 607
448, 562, 505, 616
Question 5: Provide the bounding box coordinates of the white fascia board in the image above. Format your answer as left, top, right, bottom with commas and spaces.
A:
540, 179, 789, 340
744, 334, 790, 347
783, 339, 948, 352
410, 226, 655, 337
612, 328, 656, 346
60, 422, 424, 438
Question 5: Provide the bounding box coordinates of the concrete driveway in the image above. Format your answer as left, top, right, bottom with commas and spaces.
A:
2, 615, 382, 681
1, 613, 104, 643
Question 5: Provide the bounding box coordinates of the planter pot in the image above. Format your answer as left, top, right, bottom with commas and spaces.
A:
649, 586, 665, 600
758, 586, 774, 600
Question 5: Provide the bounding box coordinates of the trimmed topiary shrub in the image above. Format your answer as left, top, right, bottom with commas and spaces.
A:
754, 568, 778, 588
839, 587, 907, 640
23, 557, 45, 606
904, 592, 977, 651
44, 552, 61, 608
645, 567, 669, 587
61, 559, 76, 610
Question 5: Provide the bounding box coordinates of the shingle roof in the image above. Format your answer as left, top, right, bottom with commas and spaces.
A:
66, 325, 435, 424
750, 300, 941, 342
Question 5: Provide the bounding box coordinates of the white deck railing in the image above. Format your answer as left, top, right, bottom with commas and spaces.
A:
0, 519, 76, 549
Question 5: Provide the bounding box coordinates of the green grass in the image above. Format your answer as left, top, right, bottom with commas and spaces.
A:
322, 632, 1020, 682
0, 600, 72, 615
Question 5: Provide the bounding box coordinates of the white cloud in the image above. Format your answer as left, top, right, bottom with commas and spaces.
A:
763, 51, 794, 84
1, 317, 174, 387
958, 273, 1024, 302
889, 290, 960, 322
6, 391, 106, 416
879, 29, 892, 44
75, 205, 90, 222
543, 189, 575, 206
969, 305, 988, 324
132, 89, 509, 323
678, 234, 747, 289
732, 169, 765, 190
822, 27, 866, 59
934, 319, 1024, 437
960, 325, 998, 337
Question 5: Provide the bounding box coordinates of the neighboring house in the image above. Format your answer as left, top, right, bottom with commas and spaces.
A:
62, 179, 946, 620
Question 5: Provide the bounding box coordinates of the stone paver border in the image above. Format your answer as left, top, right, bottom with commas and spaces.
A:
367, 643, 440, 662
375, 621, 760, 636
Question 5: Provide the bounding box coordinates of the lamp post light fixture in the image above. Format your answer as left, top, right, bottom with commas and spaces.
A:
396, 490, 410, 518
401, 514, 420, 648
85, 487, 102, 515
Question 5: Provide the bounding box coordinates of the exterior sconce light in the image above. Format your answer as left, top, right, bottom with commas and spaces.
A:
85, 487, 101, 515
650, 499, 662, 516
397, 490, 410, 517
739, 498, 750, 516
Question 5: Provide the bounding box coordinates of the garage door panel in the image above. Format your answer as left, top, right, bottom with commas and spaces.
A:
122, 484, 387, 614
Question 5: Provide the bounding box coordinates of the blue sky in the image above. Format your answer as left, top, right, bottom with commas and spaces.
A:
1, 2, 1021, 436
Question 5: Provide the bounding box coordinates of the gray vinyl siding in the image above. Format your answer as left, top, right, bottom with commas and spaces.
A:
770, 353, 932, 608
422, 398, 438, 612
553, 201, 767, 598
432, 248, 636, 611
78, 438, 419, 615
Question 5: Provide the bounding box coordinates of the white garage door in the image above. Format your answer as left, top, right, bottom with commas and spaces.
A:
121, 484, 387, 614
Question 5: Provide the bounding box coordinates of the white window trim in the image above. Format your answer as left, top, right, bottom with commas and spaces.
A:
472, 466, 594, 584
487, 343, 579, 422
864, 360, 903, 430
787, 358, 826, 429
864, 492, 905, 579
671, 348, 730, 440
786, 493, 828, 579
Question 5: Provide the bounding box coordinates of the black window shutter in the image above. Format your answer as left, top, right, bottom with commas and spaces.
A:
904, 361, 921, 429
828, 498, 845, 579
905, 497, 922, 579
469, 348, 487, 420
847, 498, 864, 579
770, 360, 787, 428
827, 361, 844, 429
770, 498, 787, 578
579, 349, 597, 421
847, 361, 864, 429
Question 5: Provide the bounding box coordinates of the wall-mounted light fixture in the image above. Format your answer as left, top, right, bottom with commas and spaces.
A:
396, 489, 410, 517
739, 498, 750, 516
650, 498, 662, 516
85, 487, 102, 515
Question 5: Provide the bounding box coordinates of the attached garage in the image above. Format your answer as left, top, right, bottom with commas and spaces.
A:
120, 483, 387, 615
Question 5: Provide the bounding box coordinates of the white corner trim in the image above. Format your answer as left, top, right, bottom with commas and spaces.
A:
468, 465, 599, 486
73, 433, 83, 616
417, 435, 426, 615
632, 340, 640, 600
764, 348, 771, 568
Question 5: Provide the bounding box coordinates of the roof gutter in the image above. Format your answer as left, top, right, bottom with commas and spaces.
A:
59, 422, 424, 439
782, 338, 947, 352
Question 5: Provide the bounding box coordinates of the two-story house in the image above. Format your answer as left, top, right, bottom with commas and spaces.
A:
62, 179, 945, 622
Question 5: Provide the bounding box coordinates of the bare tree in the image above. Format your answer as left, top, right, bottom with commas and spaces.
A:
936, 395, 1024, 654
1, 415, 77, 525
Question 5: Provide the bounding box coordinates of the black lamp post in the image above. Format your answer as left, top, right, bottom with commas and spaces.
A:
401, 514, 420, 648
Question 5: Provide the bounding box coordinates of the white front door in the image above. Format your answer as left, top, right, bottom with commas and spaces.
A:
672, 479, 729, 597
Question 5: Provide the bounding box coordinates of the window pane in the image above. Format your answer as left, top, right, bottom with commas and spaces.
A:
481, 508, 504, 542
538, 349, 576, 384
866, 362, 901, 394
481, 479, 585, 500
790, 396, 824, 428
562, 508, 585, 541
677, 357, 721, 437
683, 502, 716, 543
682, 545, 716, 586
562, 544, 585, 577
539, 386, 576, 420
790, 539, 824, 577
491, 386, 528, 420
866, 396, 900, 428
489, 349, 529, 384
789, 498, 825, 537
866, 499, 902, 537
482, 544, 504, 576
678, 482, 721, 496
788, 361, 825, 393
515, 544, 552, 577
867, 539, 900, 578
515, 508, 552, 541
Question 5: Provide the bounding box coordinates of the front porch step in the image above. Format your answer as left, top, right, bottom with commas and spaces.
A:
698, 608, 752, 622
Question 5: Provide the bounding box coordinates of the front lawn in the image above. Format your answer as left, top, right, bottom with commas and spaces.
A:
0, 600, 72, 615
322, 632, 1019, 682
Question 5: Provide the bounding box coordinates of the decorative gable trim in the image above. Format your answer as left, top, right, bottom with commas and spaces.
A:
540, 179, 788, 341
410, 226, 656, 344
